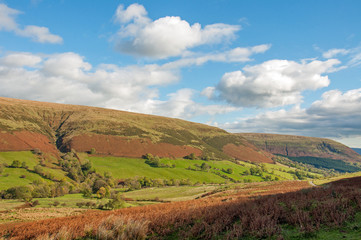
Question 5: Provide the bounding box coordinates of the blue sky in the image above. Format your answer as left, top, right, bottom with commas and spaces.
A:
1, 0, 361, 147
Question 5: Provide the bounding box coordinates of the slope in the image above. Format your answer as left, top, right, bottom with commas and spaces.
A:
0, 97, 273, 163
239, 133, 361, 172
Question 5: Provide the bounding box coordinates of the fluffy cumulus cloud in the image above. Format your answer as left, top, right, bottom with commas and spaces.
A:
0, 3, 62, 44
204, 59, 340, 108
113, 3, 240, 59
0, 51, 234, 119
222, 88, 361, 139
140, 89, 238, 118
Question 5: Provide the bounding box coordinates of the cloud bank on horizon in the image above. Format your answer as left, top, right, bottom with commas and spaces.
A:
0, 1, 361, 147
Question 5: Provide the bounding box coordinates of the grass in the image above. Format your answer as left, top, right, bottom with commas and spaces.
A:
279, 212, 361, 240
88, 156, 299, 184
313, 171, 361, 185
32, 194, 100, 208
0, 199, 24, 211
0, 151, 39, 170
122, 185, 218, 201
0, 168, 50, 190
89, 156, 227, 183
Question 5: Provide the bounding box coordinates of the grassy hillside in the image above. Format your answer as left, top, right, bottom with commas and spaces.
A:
0, 150, 319, 196
239, 133, 361, 164
0, 97, 272, 163
88, 155, 309, 184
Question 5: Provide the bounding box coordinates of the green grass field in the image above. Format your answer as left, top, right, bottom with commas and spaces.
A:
122, 185, 218, 201
88, 156, 298, 184
0, 151, 39, 170
0, 168, 51, 190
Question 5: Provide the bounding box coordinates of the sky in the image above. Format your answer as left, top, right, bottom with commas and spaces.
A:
1, 0, 361, 147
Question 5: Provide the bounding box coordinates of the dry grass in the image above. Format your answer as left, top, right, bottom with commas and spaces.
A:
0, 180, 310, 239
0, 207, 88, 223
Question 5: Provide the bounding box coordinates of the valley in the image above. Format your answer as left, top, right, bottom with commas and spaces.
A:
1, 98, 361, 239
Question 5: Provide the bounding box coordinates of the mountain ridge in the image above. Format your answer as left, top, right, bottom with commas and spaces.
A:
239, 133, 361, 164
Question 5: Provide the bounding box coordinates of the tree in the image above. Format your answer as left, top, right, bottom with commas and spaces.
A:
185, 153, 197, 160
201, 163, 210, 171
97, 187, 107, 199
21, 161, 28, 169
92, 179, 108, 193
5, 186, 33, 201
143, 153, 154, 160
10, 160, 21, 168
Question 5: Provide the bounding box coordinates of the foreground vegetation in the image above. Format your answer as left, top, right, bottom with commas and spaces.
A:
2, 177, 361, 239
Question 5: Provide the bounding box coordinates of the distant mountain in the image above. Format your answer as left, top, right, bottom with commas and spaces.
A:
239, 133, 361, 172
353, 148, 361, 155
0, 97, 273, 163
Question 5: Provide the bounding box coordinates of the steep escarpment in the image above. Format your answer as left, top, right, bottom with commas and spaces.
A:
239, 133, 361, 163
0, 97, 273, 162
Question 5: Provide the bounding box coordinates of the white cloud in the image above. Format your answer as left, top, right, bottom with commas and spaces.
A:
308, 88, 361, 116
0, 3, 19, 31
114, 3, 148, 24
17, 25, 63, 44
222, 88, 361, 140
0, 3, 62, 44
323, 46, 361, 68
0, 51, 235, 119
140, 89, 238, 118
42, 52, 91, 79
323, 48, 350, 58
164, 44, 271, 69
113, 3, 240, 59
0, 52, 42, 67
206, 59, 340, 108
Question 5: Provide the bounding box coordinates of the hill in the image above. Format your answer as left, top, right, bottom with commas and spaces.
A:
353, 148, 361, 155
239, 133, 361, 172
0, 97, 273, 163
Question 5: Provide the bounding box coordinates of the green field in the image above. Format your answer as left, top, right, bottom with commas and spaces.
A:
0, 168, 51, 190
0, 151, 39, 170
88, 156, 299, 184
122, 185, 218, 201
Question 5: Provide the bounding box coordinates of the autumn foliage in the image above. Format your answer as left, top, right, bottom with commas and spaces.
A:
1, 178, 361, 239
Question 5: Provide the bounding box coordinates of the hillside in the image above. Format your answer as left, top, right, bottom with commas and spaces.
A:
353, 148, 361, 155
0, 97, 273, 163
239, 133, 361, 172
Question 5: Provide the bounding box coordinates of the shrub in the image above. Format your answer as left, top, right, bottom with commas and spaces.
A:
90, 148, 96, 155
96, 215, 148, 240
35, 227, 72, 240
32, 200, 40, 207
10, 160, 21, 168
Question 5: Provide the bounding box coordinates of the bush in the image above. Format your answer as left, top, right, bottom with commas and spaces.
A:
10, 160, 21, 168
90, 148, 96, 155
1, 185, 33, 201
96, 215, 148, 240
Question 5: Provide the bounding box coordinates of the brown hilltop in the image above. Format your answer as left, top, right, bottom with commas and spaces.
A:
239, 133, 361, 163
0, 97, 273, 163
